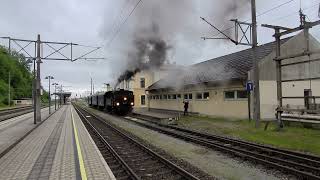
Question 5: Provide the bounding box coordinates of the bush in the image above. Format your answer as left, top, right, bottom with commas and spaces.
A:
0, 46, 33, 105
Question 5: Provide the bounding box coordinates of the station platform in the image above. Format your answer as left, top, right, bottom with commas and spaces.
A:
132, 108, 180, 124
0, 106, 52, 155
0, 105, 115, 180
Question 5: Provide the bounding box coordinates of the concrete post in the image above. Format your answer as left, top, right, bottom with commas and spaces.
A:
251, 0, 261, 127
36, 34, 42, 122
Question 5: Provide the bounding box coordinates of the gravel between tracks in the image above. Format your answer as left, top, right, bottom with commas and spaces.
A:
87, 107, 291, 180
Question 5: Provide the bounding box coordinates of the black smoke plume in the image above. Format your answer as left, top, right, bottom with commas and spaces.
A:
112, 0, 251, 88
116, 24, 170, 85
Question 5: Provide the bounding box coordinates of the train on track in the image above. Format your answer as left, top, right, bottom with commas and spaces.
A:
88, 89, 134, 115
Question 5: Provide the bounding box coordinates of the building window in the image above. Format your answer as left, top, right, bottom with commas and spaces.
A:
163, 95, 168, 99
159, 95, 163, 100
203, 92, 210, 99
224, 90, 247, 100
237, 90, 248, 99
140, 78, 145, 88
141, 95, 146, 105
224, 91, 235, 99
172, 94, 177, 99
184, 93, 193, 100
177, 94, 181, 99
196, 93, 203, 99
184, 94, 188, 99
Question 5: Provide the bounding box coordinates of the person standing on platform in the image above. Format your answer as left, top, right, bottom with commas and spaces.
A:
183, 100, 189, 116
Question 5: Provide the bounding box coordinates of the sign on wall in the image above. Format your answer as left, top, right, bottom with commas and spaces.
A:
246, 81, 253, 92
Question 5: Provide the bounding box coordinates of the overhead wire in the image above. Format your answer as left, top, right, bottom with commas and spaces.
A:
106, 0, 143, 48
210, 0, 296, 38
263, 3, 319, 25
106, 0, 132, 42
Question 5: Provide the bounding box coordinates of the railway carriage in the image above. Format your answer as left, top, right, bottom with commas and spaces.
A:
89, 89, 134, 115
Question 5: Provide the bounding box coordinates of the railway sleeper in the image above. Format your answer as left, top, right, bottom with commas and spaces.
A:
127, 118, 320, 179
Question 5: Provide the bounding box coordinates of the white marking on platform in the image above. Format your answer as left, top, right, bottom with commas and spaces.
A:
125, 117, 138, 121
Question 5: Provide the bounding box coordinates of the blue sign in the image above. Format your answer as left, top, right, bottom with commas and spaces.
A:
246, 81, 253, 92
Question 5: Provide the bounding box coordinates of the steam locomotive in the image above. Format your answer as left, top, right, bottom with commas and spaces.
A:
88, 89, 134, 115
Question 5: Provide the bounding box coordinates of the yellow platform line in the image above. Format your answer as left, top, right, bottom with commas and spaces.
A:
71, 107, 88, 180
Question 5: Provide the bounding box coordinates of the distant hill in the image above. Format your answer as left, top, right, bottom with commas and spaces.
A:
0, 46, 33, 106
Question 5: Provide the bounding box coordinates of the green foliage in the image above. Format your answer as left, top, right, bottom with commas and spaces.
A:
0, 46, 33, 106
178, 115, 320, 155
41, 90, 49, 103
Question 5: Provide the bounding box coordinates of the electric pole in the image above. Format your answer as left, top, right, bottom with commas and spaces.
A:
45, 76, 54, 114
201, 0, 261, 127
36, 34, 42, 123
251, 0, 260, 128
52, 83, 58, 110
60, 84, 63, 106
1, 35, 104, 123
8, 71, 10, 106
90, 77, 93, 95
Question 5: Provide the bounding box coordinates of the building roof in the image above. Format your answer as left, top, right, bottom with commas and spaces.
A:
147, 37, 292, 91
54, 92, 72, 97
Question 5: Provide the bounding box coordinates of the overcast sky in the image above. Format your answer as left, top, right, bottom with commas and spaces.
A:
0, 0, 319, 97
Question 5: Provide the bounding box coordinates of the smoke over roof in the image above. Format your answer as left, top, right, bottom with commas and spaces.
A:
116, 24, 170, 84
105, 0, 250, 87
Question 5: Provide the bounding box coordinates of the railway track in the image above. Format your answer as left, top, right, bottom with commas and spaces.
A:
122, 114, 320, 180
0, 106, 34, 121
0, 105, 49, 122
73, 104, 199, 180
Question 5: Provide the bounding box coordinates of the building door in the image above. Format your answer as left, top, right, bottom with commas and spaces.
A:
141, 95, 146, 106
304, 89, 312, 110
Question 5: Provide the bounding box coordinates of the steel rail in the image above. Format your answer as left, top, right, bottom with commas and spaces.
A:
74, 104, 140, 180
0, 106, 47, 122
0, 106, 32, 114
74, 104, 199, 180
125, 115, 320, 179
134, 114, 320, 162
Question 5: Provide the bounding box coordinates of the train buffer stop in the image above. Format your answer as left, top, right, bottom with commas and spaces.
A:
0, 104, 116, 180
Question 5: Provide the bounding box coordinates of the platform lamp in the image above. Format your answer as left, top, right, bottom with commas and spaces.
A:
45, 76, 54, 114
52, 83, 59, 110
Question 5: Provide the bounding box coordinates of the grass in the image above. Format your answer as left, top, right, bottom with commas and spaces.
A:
177, 115, 320, 156
0, 104, 15, 110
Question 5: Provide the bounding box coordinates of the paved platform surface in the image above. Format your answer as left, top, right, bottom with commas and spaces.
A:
0, 105, 115, 180
133, 108, 178, 119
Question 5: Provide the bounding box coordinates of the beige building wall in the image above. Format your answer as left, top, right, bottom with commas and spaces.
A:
257, 32, 320, 119
149, 85, 249, 119
118, 65, 183, 108
13, 99, 32, 105
148, 33, 320, 119
130, 71, 153, 108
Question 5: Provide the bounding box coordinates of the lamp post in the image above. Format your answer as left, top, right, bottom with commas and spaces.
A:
52, 83, 58, 110
45, 76, 54, 114
57, 85, 63, 107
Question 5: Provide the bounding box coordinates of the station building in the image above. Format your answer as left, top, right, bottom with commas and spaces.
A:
117, 64, 182, 108
147, 32, 320, 119
13, 98, 33, 105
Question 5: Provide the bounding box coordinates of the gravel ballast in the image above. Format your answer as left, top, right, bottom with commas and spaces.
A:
87, 108, 288, 180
